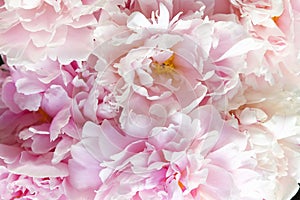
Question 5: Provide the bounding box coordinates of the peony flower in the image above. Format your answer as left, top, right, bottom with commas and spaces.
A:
0, 166, 67, 200
227, 0, 300, 84
0, 53, 118, 197
221, 4, 300, 198
0, 63, 77, 195
230, 0, 284, 26
0, 60, 82, 185
71, 58, 119, 125
68, 105, 260, 199
94, 1, 263, 115
0, 0, 102, 66
67, 2, 284, 199
230, 107, 300, 200
1, 59, 76, 134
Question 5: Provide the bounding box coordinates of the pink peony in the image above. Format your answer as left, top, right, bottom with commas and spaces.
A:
0, 166, 67, 200
0, 54, 121, 199
230, 0, 284, 26
94, 1, 261, 113
0, 0, 101, 66
65, 2, 268, 198
71, 58, 119, 125
68, 105, 260, 199
229, 107, 300, 200
227, 0, 300, 82
0, 61, 76, 195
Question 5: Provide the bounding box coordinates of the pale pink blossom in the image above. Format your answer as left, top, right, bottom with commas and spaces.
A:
71, 59, 119, 125
68, 105, 260, 199
225, 27, 300, 197
227, 0, 300, 83
0, 166, 67, 200
0, 58, 117, 199
230, 0, 284, 26
94, 2, 260, 115
0, 60, 79, 182
0, 0, 101, 66
232, 107, 300, 200
1, 59, 76, 139
0, 56, 118, 172
226, 36, 300, 199
80, 3, 278, 199
272, 0, 300, 75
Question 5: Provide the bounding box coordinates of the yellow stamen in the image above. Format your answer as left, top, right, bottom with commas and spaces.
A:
152, 54, 175, 75
37, 108, 52, 123
178, 180, 186, 191
272, 16, 280, 25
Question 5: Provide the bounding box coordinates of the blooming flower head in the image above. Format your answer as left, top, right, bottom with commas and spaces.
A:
68, 105, 261, 200
0, 61, 77, 195
64, 2, 279, 199
230, 0, 284, 26
0, 166, 67, 200
0, 0, 101, 66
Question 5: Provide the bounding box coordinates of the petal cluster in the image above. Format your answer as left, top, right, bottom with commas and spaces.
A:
0, 0, 300, 199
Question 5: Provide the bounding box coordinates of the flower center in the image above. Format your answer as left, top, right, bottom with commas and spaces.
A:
37, 108, 52, 123
152, 54, 175, 75
272, 16, 280, 25
172, 172, 186, 191
178, 180, 186, 191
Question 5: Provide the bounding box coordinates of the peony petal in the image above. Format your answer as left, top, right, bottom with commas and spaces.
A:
216, 38, 263, 61
14, 92, 42, 111
0, 144, 22, 164
68, 144, 101, 190
49, 107, 71, 141
8, 152, 68, 177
